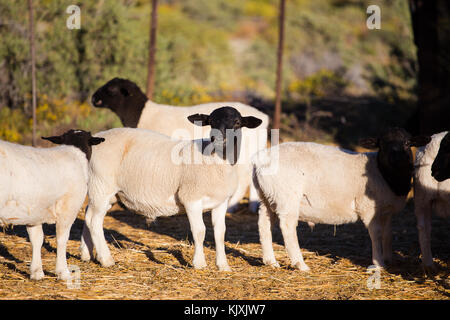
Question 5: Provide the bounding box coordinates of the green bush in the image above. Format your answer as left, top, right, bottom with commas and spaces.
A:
0, 0, 418, 144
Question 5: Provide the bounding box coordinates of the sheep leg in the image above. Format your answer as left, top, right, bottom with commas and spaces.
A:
185, 200, 207, 269
258, 202, 279, 267
279, 213, 310, 271
380, 213, 393, 265
415, 201, 434, 271
55, 220, 72, 280
81, 195, 116, 261
80, 207, 94, 262
26, 224, 45, 280
211, 200, 231, 271
248, 180, 260, 213
249, 128, 268, 214
85, 200, 114, 267
367, 218, 385, 269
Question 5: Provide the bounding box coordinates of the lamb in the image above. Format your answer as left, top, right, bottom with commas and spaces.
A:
80, 106, 262, 271
414, 131, 450, 272
252, 127, 430, 271
0, 130, 105, 280
90, 78, 269, 213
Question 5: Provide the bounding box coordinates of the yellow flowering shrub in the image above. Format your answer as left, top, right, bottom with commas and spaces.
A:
0, 107, 26, 143
288, 69, 348, 99
0, 95, 120, 145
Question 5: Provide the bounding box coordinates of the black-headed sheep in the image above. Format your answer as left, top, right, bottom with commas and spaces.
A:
91, 78, 269, 213
414, 131, 450, 271
80, 107, 262, 271
0, 130, 104, 280
252, 128, 430, 270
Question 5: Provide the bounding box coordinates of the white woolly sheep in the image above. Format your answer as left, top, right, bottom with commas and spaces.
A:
80, 107, 262, 271
91, 78, 269, 213
252, 128, 430, 271
414, 131, 450, 272
0, 130, 105, 280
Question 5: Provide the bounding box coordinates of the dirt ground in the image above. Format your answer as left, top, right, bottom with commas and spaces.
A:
0, 198, 448, 300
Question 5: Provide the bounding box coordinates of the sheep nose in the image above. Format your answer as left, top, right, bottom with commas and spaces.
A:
91, 95, 102, 106
91, 93, 102, 106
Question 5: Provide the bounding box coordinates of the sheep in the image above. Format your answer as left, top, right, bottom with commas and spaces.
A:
80, 106, 262, 271
0, 130, 105, 280
90, 78, 269, 213
414, 131, 450, 272
252, 127, 430, 271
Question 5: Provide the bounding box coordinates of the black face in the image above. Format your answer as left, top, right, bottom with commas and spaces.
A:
378, 128, 415, 172
187, 106, 262, 163
359, 127, 431, 196
92, 78, 138, 110
91, 78, 148, 128
42, 129, 105, 160
431, 132, 450, 182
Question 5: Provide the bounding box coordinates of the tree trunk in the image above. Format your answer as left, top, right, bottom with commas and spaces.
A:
146, 0, 158, 100
409, 0, 450, 135
28, 0, 37, 146
273, 0, 286, 130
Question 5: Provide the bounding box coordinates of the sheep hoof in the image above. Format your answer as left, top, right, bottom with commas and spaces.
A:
98, 256, 115, 268
218, 264, 232, 272
30, 270, 45, 281
193, 259, 207, 270
422, 263, 437, 276
263, 260, 280, 268
294, 262, 310, 272
80, 250, 92, 262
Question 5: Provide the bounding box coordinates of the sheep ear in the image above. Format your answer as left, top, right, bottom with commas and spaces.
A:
188, 114, 210, 126
409, 135, 431, 147
242, 116, 262, 129
359, 137, 379, 149
89, 137, 105, 146
41, 136, 64, 145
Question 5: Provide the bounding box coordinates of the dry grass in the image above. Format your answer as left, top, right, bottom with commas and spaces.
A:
0, 200, 448, 300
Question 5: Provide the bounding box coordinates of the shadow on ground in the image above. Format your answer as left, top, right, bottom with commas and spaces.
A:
107, 198, 449, 282
0, 217, 146, 269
